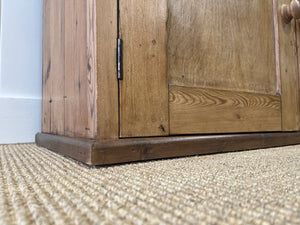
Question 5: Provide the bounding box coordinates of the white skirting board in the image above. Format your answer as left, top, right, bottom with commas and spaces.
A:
0, 97, 41, 144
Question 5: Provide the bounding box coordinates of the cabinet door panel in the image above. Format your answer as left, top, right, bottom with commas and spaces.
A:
170, 86, 281, 134
168, 0, 277, 95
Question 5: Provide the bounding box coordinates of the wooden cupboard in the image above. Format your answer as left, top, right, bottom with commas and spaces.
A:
37, 0, 300, 165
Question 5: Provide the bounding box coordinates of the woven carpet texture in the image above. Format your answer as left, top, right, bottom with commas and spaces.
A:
0, 144, 299, 225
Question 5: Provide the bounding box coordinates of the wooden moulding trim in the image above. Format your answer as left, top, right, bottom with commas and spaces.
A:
273, 0, 281, 94
36, 133, 95, 165
36, 132, 300, 166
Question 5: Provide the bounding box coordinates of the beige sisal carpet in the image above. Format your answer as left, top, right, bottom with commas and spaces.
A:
0, 144, 299, 225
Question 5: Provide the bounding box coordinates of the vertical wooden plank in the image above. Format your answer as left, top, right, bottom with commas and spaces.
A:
64, 0, 97, 139
64, 0, 80, 137
119, 0, 169, 137
42, 0, 65, 135
87, 0, 98, 138
42, 0, 51, 133
96, 0, 119, 139
278, 0, 300, 130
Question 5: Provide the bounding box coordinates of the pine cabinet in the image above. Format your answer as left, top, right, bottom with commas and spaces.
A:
37, 0, 300, 165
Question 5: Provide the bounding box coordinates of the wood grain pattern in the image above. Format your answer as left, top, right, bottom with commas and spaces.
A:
119, 0, 169, 137
43, 0, 97, 138
42, 0, 65, 135
168, 0, 277, 95
96, 0, 119, 139
64, 0, 97, 139
42, 0, 51, 133
169, 86, 282, 134
87, 0, 98, 137
36, 132, 300, 166
278, 0, 300, 131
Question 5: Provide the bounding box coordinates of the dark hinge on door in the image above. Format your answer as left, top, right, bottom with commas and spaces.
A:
117, 38, 123, 80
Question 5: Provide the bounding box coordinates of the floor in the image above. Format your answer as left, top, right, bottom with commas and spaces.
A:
0, 144, 299, 224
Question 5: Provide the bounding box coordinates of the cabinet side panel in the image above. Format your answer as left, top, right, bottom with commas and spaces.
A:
278, 0, 300, 130
42, 0, 51, 133
64, 0, 97, 138
42, 0, 65, 135
43, 0, 97, 138
96, 0, 119, 139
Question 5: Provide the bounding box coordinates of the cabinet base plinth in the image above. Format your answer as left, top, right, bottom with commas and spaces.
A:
36, 132, 300, 166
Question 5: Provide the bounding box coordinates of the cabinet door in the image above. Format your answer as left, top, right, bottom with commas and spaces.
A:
119, 0, 300, 137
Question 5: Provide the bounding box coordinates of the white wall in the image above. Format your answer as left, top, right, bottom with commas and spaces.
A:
0, 0, 43, 144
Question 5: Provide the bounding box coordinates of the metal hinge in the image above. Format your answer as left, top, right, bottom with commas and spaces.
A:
117, 38, 123, 80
